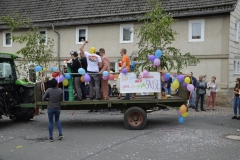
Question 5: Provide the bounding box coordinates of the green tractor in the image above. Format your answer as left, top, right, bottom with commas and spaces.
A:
0, 52, 35, 120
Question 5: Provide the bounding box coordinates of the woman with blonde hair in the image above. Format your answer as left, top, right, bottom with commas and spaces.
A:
206, 76, 217, 111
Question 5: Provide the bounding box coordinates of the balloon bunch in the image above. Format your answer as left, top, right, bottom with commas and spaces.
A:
177, 104, 188, 124
77, 68, 91, 83
102, 71, 115, 80
148, 49, 162, 66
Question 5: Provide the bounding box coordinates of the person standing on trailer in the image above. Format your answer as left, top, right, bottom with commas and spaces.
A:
80, 40, 102, 100
67, 51, 82, 101
99, 48, 110, 100
78, 51, 88, 100
42, 79, 63, 142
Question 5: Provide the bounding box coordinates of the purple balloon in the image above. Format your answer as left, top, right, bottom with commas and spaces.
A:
84, 74, 91, 82
182, 82, 187, 87
55, 76, 59, 82
148, 55, 156, 61
102, 76, 108, 80
187, 84, 194, 92
59, 75, 64, 83
154, 58, 160, 66
122, 68, 128, 74
177, 75, 184, 83
143, 70, 149, 76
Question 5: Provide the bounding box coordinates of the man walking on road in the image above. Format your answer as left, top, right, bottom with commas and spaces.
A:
99, 48, 110, 100
195, 75, 207, 112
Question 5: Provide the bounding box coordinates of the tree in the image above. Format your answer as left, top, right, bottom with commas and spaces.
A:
134, 0, 199, 73
1, 14, 55, 80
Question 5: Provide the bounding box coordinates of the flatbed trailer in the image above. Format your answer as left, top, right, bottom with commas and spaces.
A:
20, 82, 188, 130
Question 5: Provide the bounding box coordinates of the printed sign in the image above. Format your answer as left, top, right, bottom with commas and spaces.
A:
119, 72, 161, 93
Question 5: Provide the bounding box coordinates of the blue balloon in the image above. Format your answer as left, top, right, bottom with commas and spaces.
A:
155, 49, 162, 58
164, 73, 170, 81
65, 73, 71, 79
34, 66, 42, 72
103, 71, 109, 77
178, 116, 186, 124
78, 68, 86, 75
50, 66, 57, 72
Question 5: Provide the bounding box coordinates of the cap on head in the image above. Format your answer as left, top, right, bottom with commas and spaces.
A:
70, 51, 78, 56
90, 47, 96, 54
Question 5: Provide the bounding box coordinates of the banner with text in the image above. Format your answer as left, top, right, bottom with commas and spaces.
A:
119, 72, 161, 93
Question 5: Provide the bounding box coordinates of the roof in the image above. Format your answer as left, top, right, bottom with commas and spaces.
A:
0, 52, 18, 59
0, 0, 238, 28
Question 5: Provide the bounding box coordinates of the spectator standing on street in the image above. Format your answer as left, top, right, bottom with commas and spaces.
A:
42, 79, 63, 142
189, 72, 197, 109
206, 76, 218, 111
195, 75, 207, 112
232, 78, 240, 120
99, 48, 110, 100
78, 51, 88, 100
80, 40, 102, 100
67, 51, 82, 101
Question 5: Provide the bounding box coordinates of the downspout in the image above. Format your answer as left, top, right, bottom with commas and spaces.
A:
52, 24, 60, 71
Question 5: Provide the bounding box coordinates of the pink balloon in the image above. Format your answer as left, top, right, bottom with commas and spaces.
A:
84, 74, 91, 82
102, 76, 108, 80
108, 74, 114, 80
154, 58, 160, 66
187, 84, 194, 91
143, 70, 149, 76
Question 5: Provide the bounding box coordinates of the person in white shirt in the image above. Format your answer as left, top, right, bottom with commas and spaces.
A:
80, 40, 102, 100
206, 76, 217, 111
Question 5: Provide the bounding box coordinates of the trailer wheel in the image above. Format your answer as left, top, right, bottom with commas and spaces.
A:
124, 107, 147, 130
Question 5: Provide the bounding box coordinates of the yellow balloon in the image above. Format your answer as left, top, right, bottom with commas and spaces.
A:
80, 76, 85, 82
180, 104, 187, 113
110, 71, 113, 73
182, 112, 188, 117
90, 47, 96, 54
184, 77, 190, 84
62, 79, 69, 86
43, 67, 46, 71
172, 79, 180, 89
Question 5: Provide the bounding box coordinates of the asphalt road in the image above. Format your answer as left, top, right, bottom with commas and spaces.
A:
0, 107, 239, 160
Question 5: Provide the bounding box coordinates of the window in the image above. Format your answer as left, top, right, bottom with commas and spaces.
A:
0, 62, 12, 78
3, 31, 12, 47
76, 27, 88, 44
234, 59, 240, 74
120, 24, 133, 43
110, 61, 119, 72
235, 21, 239, 42
188, 20, 205, 42
39, 29, 47, 45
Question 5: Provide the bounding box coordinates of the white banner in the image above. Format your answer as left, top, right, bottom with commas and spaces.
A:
119, 72, 161, 93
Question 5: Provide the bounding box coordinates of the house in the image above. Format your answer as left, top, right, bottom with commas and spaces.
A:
0, 0, 240, 106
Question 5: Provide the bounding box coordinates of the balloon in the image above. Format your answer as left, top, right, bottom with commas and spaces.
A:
43, 67, 46, 71
148, 55, 156, 61
177, 75, 185, 83
143, 70, 149, 76
182, 112, 188, 118
187, 84, 194, 92
114, 74, 119, 79
178, 116, 186, 124
59, 75, 65, 83
177, 110, 181, 115
172, 79, 180, 89
62, 79, 69, 86
102, 76, 108, 80
50, 66, 57, 72
80, 76, 85, 82
65, 73, 71, 79
164, 73, 170, 81
154, 58, 160, 66
55, 76, 59, 82
184, 77, 190, 84
52, 72, 57, 78
84, 74, 91, 82
34, 66, 42, 72
78, 68, 86, 75
182, 82, 187, 87
155, 49, 162, 58
103, 71, 109, 77
122, 68, 128, 74
108, 74, 114, 80
180, 104, 187, 113
90, 47, 96, 54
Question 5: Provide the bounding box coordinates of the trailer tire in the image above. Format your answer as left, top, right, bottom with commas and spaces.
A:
124, 107, 147, 130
